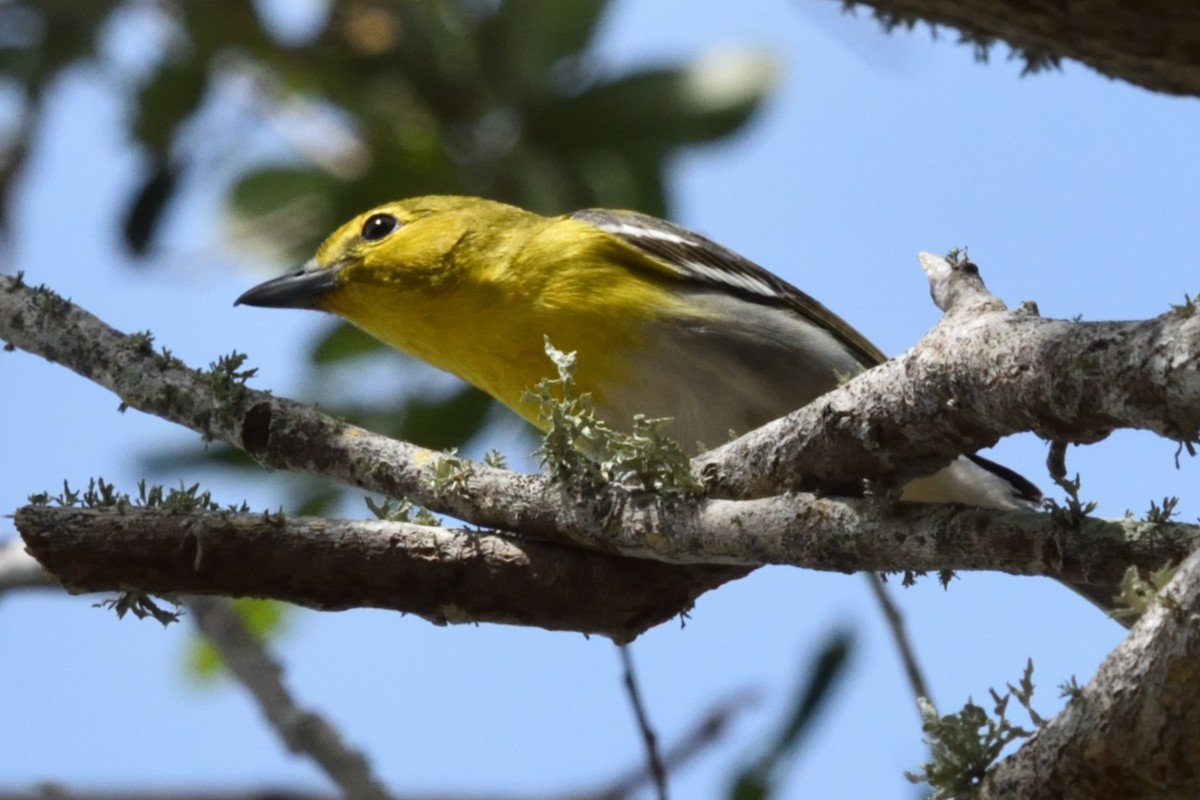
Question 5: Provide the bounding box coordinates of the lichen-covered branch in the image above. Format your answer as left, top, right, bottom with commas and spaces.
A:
14, 506, 735, 641
977, 545, 1200, 799
4, 270, 1200, 634
5, 269, 1198, 541
843, 0, 1200, 99
15, 497, 1200, 629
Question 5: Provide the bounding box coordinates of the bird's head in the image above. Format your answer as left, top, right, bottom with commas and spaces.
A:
234, 196, 499, 314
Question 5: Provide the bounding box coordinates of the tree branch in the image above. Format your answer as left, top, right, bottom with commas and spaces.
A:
978, 544, 1200, 799
15, 500, 1199, 636
6, 269, 1197, 557
576, 690, 758, 800
843, 0, 1200, 99
12, 507, 733, 641
5, 267, 1199, 639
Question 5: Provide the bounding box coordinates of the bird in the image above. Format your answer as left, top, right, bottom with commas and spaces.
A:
236, 195, 1041, 512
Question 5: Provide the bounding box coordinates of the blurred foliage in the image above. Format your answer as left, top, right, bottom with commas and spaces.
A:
0, 0, 772, 505
3, 2, 846, 789
729, 629, 854, 799
187, 597, 290, 681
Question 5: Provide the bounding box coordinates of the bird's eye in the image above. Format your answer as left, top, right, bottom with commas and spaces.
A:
360, 213, 399, 242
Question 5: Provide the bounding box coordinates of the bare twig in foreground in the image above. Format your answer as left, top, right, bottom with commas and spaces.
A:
617, 645, 668, 800
185, 596, 394, 800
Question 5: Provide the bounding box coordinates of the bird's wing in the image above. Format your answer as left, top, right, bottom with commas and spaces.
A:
571, 208, 887, 368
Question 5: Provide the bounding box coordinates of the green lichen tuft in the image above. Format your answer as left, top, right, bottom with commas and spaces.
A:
906, 659, 1044, 797
95, 592, 181, 627
365, 495, 440, 526
1145, 496, 1179, 524
1045, 473, 1097, 530
1111, 563, 1179, 622
524, 339, 700, 495
1170, 292, 1197, 319
427, 449, 474, 499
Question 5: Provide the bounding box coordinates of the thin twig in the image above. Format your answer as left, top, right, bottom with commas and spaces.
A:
864, 573, 931, 711
617, 645, 668, 800
184, 596, 395, 800
1046, 440, 1069, 483
577, 689, 758, 800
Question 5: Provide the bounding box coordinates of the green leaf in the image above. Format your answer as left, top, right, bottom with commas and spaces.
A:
479, 0, 610, 90
131, 59, 209, 155
310, 321, 385, 364
294, 487, 342, 517
226, 167, 340, 258
122, 159, 180, 256
140, 442, 259, 475
372, 1, 482, 102
0, 4, 115, 90
730, 774, 768, 800
396, 384, 495, 451
773, 631, 854, 756
228, 167, 333, 218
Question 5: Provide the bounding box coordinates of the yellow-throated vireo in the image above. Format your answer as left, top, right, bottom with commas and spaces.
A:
236, 195, 1040, 511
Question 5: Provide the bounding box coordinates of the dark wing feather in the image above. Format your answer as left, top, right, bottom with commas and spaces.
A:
966, 454, 1043, 505
571, 208, 887, 367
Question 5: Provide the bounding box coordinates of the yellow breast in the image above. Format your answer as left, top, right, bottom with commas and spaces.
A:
321, 216, 691, 431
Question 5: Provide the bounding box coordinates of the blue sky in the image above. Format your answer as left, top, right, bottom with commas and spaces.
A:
2, 1, 1198, 798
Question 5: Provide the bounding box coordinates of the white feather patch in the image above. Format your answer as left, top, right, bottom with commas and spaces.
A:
591, 216, 780, 298
677, 260, 777, 298
599, 220, 693, 246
